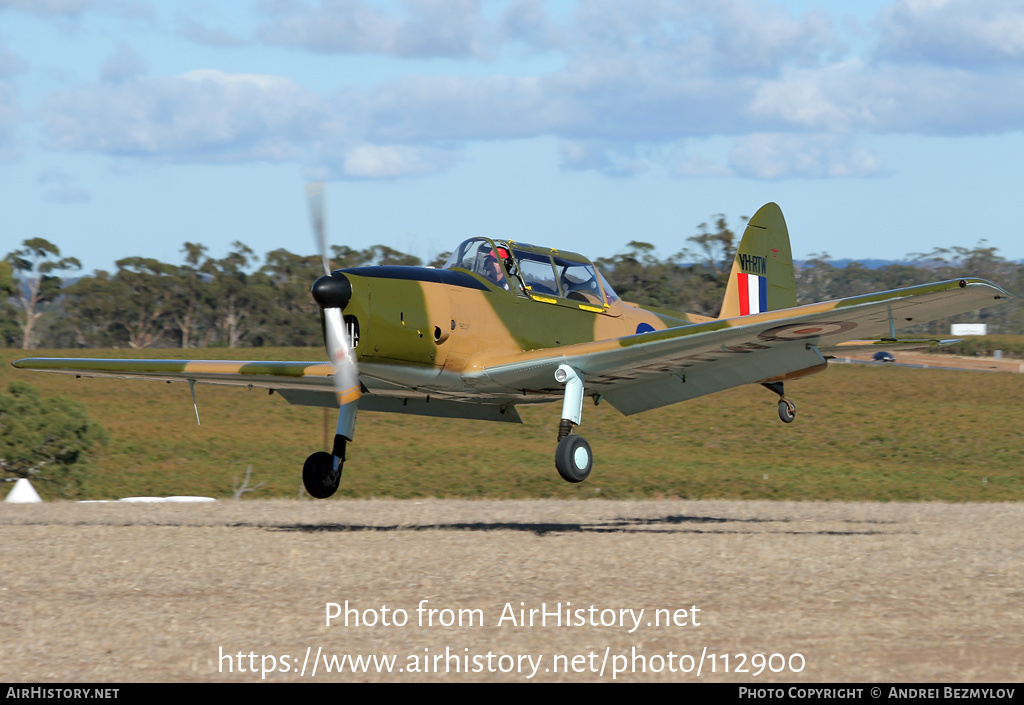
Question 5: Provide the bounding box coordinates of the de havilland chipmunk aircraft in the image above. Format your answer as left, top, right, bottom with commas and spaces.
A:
13, 194, 1013, 498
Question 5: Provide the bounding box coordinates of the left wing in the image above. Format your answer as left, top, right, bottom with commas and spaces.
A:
9, 358, 524, 423
468, 278, 1012, 415
10, 358, 336, 390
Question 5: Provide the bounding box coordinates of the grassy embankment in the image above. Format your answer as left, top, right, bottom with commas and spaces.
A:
935, 335, 1024, 359
3, 345, 1022, 502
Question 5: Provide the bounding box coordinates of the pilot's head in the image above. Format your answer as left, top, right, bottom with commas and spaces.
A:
482, 252, 503, 282
496, 246, 514, 274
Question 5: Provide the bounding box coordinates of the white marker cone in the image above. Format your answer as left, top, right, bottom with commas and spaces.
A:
4, 478, 42, 503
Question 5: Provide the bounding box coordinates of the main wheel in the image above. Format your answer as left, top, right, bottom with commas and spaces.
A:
778, 399, 796, 424
303, 451, 341, 498
555, 434, 593, 483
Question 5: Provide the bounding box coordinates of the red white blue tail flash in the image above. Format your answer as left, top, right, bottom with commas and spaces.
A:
737, 273, 767, 315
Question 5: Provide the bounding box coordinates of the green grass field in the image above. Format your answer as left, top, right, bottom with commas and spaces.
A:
4, 347, 1022, 502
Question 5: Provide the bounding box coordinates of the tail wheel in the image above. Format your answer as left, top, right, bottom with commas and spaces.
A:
555, 434, 593, 483
303, 451, 341, 498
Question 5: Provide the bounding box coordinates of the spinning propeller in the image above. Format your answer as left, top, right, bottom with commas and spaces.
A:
305, 181, 362, 413
307, 181, 360, 440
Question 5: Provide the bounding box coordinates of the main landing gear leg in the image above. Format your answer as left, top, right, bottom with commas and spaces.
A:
762, 381, 796, 423
554, 364, 592, 483
303, 403, 357, 498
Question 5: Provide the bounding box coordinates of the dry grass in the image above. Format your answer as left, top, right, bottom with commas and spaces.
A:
1, 499, 1021, 682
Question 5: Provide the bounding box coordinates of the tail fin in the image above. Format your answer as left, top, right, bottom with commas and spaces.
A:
718, 202, 796, 319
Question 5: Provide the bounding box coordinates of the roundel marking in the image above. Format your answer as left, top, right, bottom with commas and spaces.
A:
758, 321, 857, 342
636, 322, 656, 334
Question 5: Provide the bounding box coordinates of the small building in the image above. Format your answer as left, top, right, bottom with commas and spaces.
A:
950, 324, 987, 336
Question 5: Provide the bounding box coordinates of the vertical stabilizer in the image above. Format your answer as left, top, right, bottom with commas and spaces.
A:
718, 202, 796, 319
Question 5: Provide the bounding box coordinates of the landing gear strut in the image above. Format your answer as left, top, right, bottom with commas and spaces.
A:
553, 364, 592, 483
762, 381, 796, 423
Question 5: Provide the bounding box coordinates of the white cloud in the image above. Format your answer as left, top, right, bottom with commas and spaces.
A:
41, 69, 331, 161
350, 74, 558, 143
38, 67, 463, 180
874, 0, 1024, 67
497, 0, 561, 52
297, 1, 848, 151
339, 144, 459, 178
747, 62, 876, 133
559, 140, 647, 177
729, 134, 886, 179
258, 0, 489, 58
750, 61, 1024, 136
568, 0, 842, 77
0, 0, 91, 16
26, 0, 1024, 182
177, 17, 248, 48
100, 43, 146, 84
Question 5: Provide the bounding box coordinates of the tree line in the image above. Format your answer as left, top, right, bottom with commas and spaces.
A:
3, 217, 1022, 350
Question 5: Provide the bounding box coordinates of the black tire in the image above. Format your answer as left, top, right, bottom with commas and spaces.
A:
555, 434, 593, 483
778, 400, 796, 424
303, 451, 341, 498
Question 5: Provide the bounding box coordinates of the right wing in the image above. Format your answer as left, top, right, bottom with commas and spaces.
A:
468, 278, 1012, 415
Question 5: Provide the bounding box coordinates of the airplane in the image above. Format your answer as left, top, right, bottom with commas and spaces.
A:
12, 197, 1013, 498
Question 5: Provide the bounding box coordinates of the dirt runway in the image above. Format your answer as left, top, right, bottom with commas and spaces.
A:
1, 499, 1021, 682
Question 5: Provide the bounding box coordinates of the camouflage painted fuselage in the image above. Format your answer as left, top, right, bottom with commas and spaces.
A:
338, 257, 707, 409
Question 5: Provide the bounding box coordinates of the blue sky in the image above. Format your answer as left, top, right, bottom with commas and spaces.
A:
2, 0, 1024, 276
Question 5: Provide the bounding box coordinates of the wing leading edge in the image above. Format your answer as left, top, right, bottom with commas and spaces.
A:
10, 358, 335, 390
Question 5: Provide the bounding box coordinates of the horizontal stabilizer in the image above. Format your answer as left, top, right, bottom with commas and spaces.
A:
823, 338, 960, 352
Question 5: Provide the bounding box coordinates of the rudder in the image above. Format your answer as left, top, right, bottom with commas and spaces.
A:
718, 202, 796, 318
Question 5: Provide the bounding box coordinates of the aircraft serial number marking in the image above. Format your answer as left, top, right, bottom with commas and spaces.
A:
738, 253, 767, 275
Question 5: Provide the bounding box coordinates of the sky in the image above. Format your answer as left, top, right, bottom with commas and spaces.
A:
2, 0, 1024, 276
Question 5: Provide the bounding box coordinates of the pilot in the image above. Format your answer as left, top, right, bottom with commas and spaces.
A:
496, 246, 520, 292
481, 251, 509, 290
496, 246, 514, 274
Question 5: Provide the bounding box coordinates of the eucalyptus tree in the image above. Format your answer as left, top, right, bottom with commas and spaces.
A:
259, 248, 322, 346
5, 239, 80, 349
169, 242, 209, 348
201, 242, 271, 348
60, 270, 128, 347
0, 259, 16, 347
111, 257, 178, 349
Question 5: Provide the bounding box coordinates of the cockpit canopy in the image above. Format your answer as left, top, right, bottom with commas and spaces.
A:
443, 237, 620, 307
